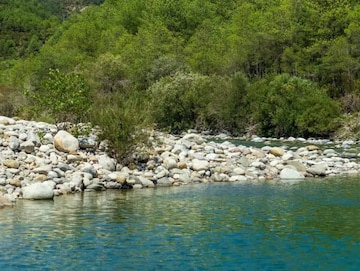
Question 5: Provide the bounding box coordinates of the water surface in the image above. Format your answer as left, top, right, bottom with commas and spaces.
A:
1, 178, 360, 270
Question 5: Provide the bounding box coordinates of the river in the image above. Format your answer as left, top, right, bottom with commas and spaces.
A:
1, 178, 360, 270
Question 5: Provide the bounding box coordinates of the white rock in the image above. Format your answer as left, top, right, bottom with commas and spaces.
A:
229, 175, 248, 182
191, 159, 209, 171
22, 182, 54, 200
282, 152, 294, 161
182, 133, 206, 144
164, 157, 177, 170
280, 168, 305, 179
233, 167, 246, 175
0, 116, 15, 125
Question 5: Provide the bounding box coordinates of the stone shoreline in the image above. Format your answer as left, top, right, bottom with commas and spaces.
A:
0, 116, 359, 207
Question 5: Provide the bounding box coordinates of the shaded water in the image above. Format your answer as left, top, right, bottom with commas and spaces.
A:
1, 178, 360, 270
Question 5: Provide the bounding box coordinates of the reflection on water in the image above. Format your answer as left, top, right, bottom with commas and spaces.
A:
1, 179, 360, 270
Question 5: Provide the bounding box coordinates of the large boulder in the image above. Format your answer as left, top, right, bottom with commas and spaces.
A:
54, 130, 79, 153
22, 182, 54, 200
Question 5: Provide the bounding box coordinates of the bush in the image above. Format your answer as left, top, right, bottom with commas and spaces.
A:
149, 72, 210, 133
89, 90, 153, 161
247, 74, 340, 137
23, 68, 92, 123
149, 71, 251, 134
0, 85, 25, 117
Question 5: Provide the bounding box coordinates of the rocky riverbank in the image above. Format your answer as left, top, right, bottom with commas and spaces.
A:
0, 116, 359, 207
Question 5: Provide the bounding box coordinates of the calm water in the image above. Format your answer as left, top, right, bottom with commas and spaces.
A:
1, 178, 360, 270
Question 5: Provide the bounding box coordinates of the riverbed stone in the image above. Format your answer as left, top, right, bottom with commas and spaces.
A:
0, 116, 15, 125
156, 177, 173, 187
286, 160, 306, 172
269, 147, 285, 157
8, 136, 20, 151
54, 130, 79, 153
192, 159, 209, 171
3, 159, 20, 169
280, 168, 305, 179
98, 154, 116, 171
136, 176, 155, 188
9, 179, 21, 188
0, 195, 12, 207
22, 182, 54, 200
20, 140, 35, 154
307, 163, 327, 176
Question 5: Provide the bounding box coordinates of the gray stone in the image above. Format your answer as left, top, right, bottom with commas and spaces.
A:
57, 163, 73, 172
42, 133, 54, 144
182, 133, 206, 144
20, 140, 35, 154
104, 181, 121, 189
33, 165, 52, 175
239, 156, 250, 167
79, 137, 97, 149
136, 176, 155, 188
156, 177, 173, 187
82, 166, 98, 177
98, 154, 116, 171
307, 163, 327, 176
85, 182, 104, 191
8, 136, 20, 151
27, 131, 41, 147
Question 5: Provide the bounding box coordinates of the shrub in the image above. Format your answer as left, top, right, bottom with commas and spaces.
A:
149, 71, 251, 134
149, 72, 210, 133
247, 74, 340, 137
89, 90, 153, 161
23, 68, 92, 123
0, 85, 25, 117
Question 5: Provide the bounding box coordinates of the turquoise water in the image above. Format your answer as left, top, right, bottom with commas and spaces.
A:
1, 178, 360, 270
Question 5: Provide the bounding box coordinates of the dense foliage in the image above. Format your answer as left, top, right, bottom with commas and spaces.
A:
1, 0, 360, 158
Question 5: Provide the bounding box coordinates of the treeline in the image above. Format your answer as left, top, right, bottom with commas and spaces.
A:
1, 0, 360, 158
